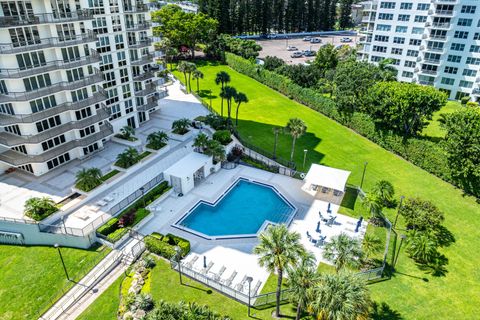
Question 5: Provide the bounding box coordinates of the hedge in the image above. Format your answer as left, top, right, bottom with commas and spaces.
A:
225, 53, 453, 185
145, 232, 191, 259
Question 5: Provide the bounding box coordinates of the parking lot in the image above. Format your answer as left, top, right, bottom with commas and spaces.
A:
257, 35, 358, 65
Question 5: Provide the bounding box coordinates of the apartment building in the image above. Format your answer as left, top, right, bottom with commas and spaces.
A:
358, 0, 480, 101
0, 0, 165, 176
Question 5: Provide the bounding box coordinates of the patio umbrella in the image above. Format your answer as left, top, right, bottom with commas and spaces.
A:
327, 202, 332, 213
203, 256, 207, 268
316, 221, 321, 232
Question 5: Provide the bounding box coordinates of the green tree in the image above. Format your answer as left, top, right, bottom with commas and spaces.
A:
204, 139, 226, 163
313, 43, 338, 77
338, 0, 353, 29
193, 132, 209, 152
406, 231, 438, 263
362, 233, 382, 262
24, 197, 58, 221
233, 91, 248, 126
171, 118, 191, 135
442, 107, 480, 197
215, 71, 231, 117
309, 273, 371, 320
219, 85, 237, 124
116, 147, 140, 169
156, 38, 177, 71
323, 233, 363, 272
192, 69, 204, 93
286, 254, 318, 320
399, 197, 444, 232
146, 131, 169, 150
177, 61, 189, 91
75, 168, 102, 192
186, 62, 197, 93
254, 224, 306, 317
119, 125, 135, 140
377, 58, 398, 81
371, 179, 395, 206
263, 55, 285, 71
285, 118, 307, 162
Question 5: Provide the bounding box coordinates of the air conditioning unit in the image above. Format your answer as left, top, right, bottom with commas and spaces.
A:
414, 68, 420, 73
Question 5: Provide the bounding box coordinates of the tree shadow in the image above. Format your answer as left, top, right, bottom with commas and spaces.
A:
417, 253, 449, 277
370, 301, 403, 320
198, 89, 218, 100
340, 186, 359, 211
434, 225, 455, 248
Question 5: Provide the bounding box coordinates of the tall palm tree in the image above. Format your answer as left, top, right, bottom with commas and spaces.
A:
192, 69, 204, 92
204, 139, 226, 163
147, 131, 169, 150
286, 254, 318, 320
371, 180, 395, 206
193, 133, 209, 152
177, 61, 189, 89
215, 71, 231, 117
323, 233, 363, 273
254, 224, 306, 317
285, 118, 307, 162
185, 62, 197, 93
233, 92, 248, 126
220, 86, 237, 125
75, 167, 102, 192
309, 272, 371, 320
24, 197, 57, 220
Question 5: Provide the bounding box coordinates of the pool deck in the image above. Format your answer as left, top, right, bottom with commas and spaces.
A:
138, 164, 367, 296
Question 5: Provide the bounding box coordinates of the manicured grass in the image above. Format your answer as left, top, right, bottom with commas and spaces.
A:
100, 169, 120, 182
0, 244, 110, 320
174, 63, 480, 318
422, 100, 463, 138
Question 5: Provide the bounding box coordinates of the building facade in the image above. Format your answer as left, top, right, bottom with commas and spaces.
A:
0, 0, 165, 176
358, 0, 480, 101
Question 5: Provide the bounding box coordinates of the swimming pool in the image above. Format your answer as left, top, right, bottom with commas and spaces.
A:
174, 178, 296, 239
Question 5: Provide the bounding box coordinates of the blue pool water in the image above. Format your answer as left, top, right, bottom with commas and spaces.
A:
177, 179, 295, 237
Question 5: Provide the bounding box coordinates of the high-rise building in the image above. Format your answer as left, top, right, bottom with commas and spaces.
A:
358, 0, 480, 101
0, 0, 165, 176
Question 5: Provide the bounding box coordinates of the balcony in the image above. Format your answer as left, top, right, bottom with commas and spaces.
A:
0, 31, 97, 54
0, 10, 93, 27
0, 109, 110, 147
434, 10, 454, 16
0, 92, 107, 126
423, 58, 441, 64
124, 4, 149, 12
429, 35, 447, 41
0, 124, 113, 166
0, 50, 101, 79
429, 22, 451, 29
126, 22, 152, 31
137, 97, 158, 112
128, 39, 152, 49
131, 54, 153, 66
134, 83, 157, 97
419, 80, 434, 86
133, 71, 155, 81
425, 46, 444, 53
0, 72, 103, 103
432, 0, 457, 3
419, 69, 438, 76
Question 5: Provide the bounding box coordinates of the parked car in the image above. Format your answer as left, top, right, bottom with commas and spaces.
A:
302, 50, 316, 57
310, 38, 321, 43
303, 36, 312, 41
340, 37, 352, 43
291, 51, 303, 58
287, 46, 298, 51
266, 33, 277, 39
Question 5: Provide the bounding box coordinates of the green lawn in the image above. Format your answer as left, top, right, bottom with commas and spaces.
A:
0, 244, 110, 320
77, 275, 124, 320
422, 100, 463, 138
174, 62, 480, 319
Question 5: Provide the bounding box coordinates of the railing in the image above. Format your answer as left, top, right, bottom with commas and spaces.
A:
425, 46, 444, 53
134, 82, 157, 96
431, 22, 451, 28
133, 71, 155, 81
126, 22, 152, 31
131, 54, 153, 65
434, 10, 454, 15
137, 97, 158, 112
423, 58, 441, 64
0, 215, 37, 224
124, 4, 149, 12
0, 10, 93, 27
0, 50, 101, 79
420, 69, 438, 75
429, 35, 447, 41
128, 39, 153, 48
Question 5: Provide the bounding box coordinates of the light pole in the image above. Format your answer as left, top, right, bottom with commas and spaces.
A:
303, 149, 308, 169
246, 276, 253, 317
393, 234, 407, 268
360, 161, 368, 189
140, 187, 146, 207
54, 243, 70, 281
175, 246, 183, 285
393, 195, 405, 228
273, 128, 279, 160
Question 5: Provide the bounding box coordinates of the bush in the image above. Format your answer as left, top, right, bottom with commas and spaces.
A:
212, 130, 232, 145
145, 236, 176, 259
461, 96, 470, 105
97, 217, 119, 236
118, 209, 136, 228
165, 233, 191, 256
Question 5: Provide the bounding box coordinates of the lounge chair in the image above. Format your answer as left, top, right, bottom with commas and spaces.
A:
251, 280, 262, 296
213, 266, 226, 281
223, 270, 237, 286
184, 255, 198, 269
103, 196, 114, 202
235, 275, 248, 290
202, 261, 214, 274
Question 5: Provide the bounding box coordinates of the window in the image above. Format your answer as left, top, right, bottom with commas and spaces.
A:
83, 142, 99, 156
414, 15, 427, 23
66, 67, 85, 82
96, 36, 111, 53
30, 95, 57, 113
444, 66, 458, 74
75, 107, 92, 120
19, 164, 34, 173
398, 14, 410, 21
395, 26, 408, 33
393, 37, 405, 44
125, 99, 133, 114
459, 80, 473, 88
0, 103, 14, 115
469, 45, 480, 53
47, 152, 71, 170
103, 71, 116, 88
409, 39, 421, 46
461, 5, 476, 14
376, 24, 391, 31
115, 34, 124, 50
417, 3, 429, 10
122, 84, 131, 99
23, 74, 51, 91
371, 56, 382, 62
61, 46, 81, 62
79, 125, 96, 138
474, 33, 480, 40
36, 115, 61, 133
447, 55, 462, 63
400, 2, 412, 10
451, 43, 465, 51
373, 45, 387, 53
440, 78, 454, 85
374, 35, 389, 42
117, 51, 126, 66
9, 26, 40, 47
109, 104, 121, 120
16, 51, 46, 70
380, 2, 395, 9
463, 69, 477, 77
457, 18, 472, 27
41, 135, 66, 151
5, 124, 21, 135
454, 31, 469, 39
406, 50, 418, 57
411, 27, 424, 34
11, 145, 27, 154
120, 68, 129, 83
404, 61, 416, 68
378, 13, 394, 20
71, 88, 88, 102
391, 48, 403, 55
92, 17, 108, 34
466, 57, 480, 65
402, 71, 413, 78
106, 88, 119, 105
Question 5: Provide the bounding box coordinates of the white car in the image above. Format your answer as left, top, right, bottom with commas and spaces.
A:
287, 46, 298, 51
340, 37, 352, 43
291, 51, 303, 58
310, 38, 321, 43
303, 36, 312, 41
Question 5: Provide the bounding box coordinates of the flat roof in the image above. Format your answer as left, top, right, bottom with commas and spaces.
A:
164, 152, 212, 178
304, 164, 350, 191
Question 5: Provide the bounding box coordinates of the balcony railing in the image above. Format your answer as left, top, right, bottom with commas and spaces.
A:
0, 92, 107, 126
430, 22, 451, 29
128, 39, 152, 48
0, 109, 110, 147
434, 10, 454, 15
0, 72, 103, 102
423, 58, 441, 64
133, 71, 155, 81
0, 124, 113, 166
126, 22, 151, 31
137, 97, 158, 112
0, 31, 97, 54
420, 69, 438, 75
425, 46, 444, 53
124, 4, 149, 12
134, 83, 157, 97
0, 50, 100, 79
131, 54, 153, 65
0, 10, 93, 27
419, 80, 434, 86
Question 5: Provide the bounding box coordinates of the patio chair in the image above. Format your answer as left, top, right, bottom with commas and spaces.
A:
235, 275, 248, 291
103, 196, 114, 202
251, 280, 262, 296
223, 270, 238, 286
213, 266, 226, 281
184, 255, 198, 269
202, 262, 214, 274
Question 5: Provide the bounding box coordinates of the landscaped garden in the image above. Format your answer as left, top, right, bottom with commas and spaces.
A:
0, 244, 110, 320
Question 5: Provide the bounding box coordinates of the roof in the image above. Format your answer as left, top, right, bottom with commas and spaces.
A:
164, 152, 212, 178
303, 164, 351, 191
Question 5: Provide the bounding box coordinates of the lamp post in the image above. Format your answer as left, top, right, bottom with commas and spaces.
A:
175, 246, 183, 285
140, 187, 146, 207
272, 128, 279, 160
303, 149, 308, 169
360, 161, 368, 189
393, 234, 407, 268
393, 195, 405, 228
54, 243, 70, 281
246, 276, 253, 317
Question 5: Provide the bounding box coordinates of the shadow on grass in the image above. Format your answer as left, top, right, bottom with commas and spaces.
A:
340, 186, 359, 211
370, 301, 403, 320
181, 281, 213, 294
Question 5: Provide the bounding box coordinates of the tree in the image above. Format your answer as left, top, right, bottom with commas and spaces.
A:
186, 62, 197, 93
146, 131, 169, 150
171, 118, 191, 135
75, 168, 102, 192
371, 180, 395, 206
254, 224, 306, 317
193, 133, 209, 152
323, 233, 363, 272
442, 108, 480, 197
156, 38, 177, 71
177, 61, 189, 91
204, 139, 226, 163
406, 231, 438, 263
377, 58, 398, 81
361, 192, 384, 222
362, 233, 382, 262
339, 0, 354, 29
215, 71, 231, 117
309, 273, 371, 320
285, 118, 307, 162
119, 125, 135, 140
399, 197, 444, 232
364, 82, 447, 137
24, 197, 58, 221
220, 85, 237, 125
116, 147, 140, 169
233, 91, 248, 126
192, 69, 204, 92
286, 254, 318, 320
313, 43, 338, 77
263, 56, 285, 71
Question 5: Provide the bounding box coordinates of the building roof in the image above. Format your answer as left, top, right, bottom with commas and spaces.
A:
164, 152, 212, 178
303, 164, 351, 191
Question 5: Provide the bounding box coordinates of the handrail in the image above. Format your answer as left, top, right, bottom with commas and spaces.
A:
124, 4, 149, 12
0, 10, 93, 27
125, 22, 152, 31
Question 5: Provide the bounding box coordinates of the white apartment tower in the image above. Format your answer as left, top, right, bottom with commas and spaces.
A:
358, 0, 480, 101
0, 0, 165, 176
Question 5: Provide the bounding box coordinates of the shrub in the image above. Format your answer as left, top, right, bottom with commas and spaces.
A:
165, 233, 191, 256
461, 96, 470, 105
23, 197, 58, 221
118, 209, 136, 228
212, 130, 232, 145
204, 114, 227, 130
97, 217, 119, 235
143, 255, 156, 268
466, 101, 478, 108
135, 294, 155, 311
145, 236, 176, 259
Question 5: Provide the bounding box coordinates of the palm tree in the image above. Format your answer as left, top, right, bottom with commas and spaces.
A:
233, 92, 248, 126
119, 125, 135, 140
254, 224, 306, 317
171, 118, 191, 135
24, 197, 57, 220
204, 139, 226, 163
215, 71, 231, 117
406, 231, 438, 263
193, 133, 209, 152
362, 233, 382, 262
192, 69, 204, 93
177, 61, 189, 90
378, 58, 398, 81
323, 233, 363, 273
185, 62, 197, 93
75, 167, 102, 192
220, 86, 237, 125
362, 192, 384, 220
309, 272, 371, 320
285, 118, 307, 162
116, 147, 140, 168
371, 180, 395, 206
286, 254, 318, 320
146, 131, 169, 150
